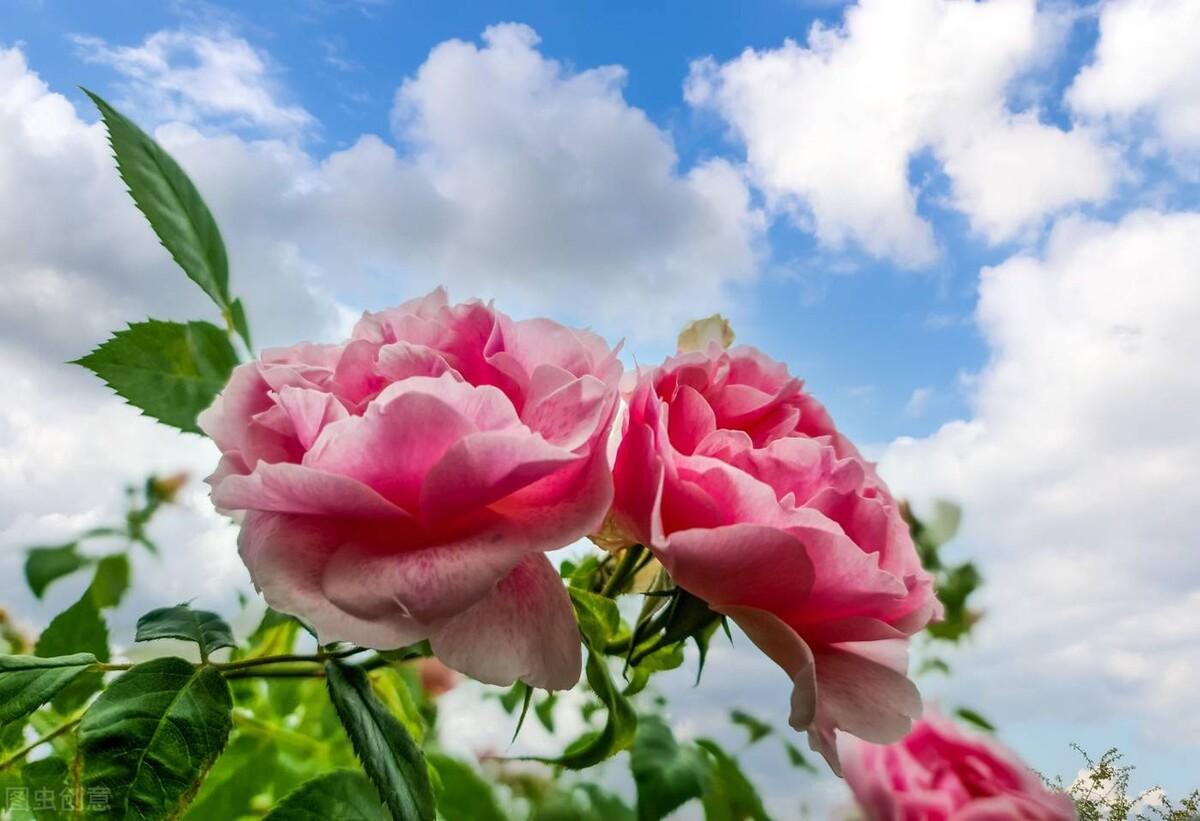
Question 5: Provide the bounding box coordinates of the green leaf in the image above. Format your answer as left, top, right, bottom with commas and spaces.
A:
926, 500, 962, 547
730, 711, 773, 745
88, 554, 131, 609
370, 667, 425, 745
782, 741, 817, 774
21, 756, 72, 821
325, 660, 434, 821
228, 297, 252, 351
534, 691, 558, 734
85, 90, 231, 313
78, 657, 233, 820
73, 320, 238, 435
631, 715, 710, 821
547, 647, 636, 769
427, 754, 505, 821
34, 593, 109, 712
534, 785, 635, 821
0, 653, 99, 724
954, 706, 996, 732
696, 739, 769, 821
135, 604, 236, 658
25, 544, 88, 599
568, 588, 621, 646
264, 770, 386, 821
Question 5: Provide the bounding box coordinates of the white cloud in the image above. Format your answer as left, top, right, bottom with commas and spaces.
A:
686, 0, 1115, 264
904, 386, 933, 417
72, 29, 314, 133
880, 210, 1200, 749
1068, 0, 1200, 157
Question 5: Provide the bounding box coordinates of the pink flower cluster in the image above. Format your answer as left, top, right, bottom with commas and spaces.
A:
202, 289, 942, 768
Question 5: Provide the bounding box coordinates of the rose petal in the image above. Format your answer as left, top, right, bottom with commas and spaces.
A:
719, 605, 818, 730
275, 386, 350, 450
213, 461, 411, 519
429, 553, 582, 690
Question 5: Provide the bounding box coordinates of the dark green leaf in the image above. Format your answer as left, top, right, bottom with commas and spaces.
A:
696, 739, 768, 821
264, 770, 386, 821
88, 555, 130, 609
73, 320, 238, 435
534, 692, 557, 734
0, 653, 99, 724
631, 715, 709, 821
511, 682, 534, 743
534, 784, 635, 821
325, 660, 434, 821
730, 711, 772, 745
25, 544, 88, 599
427, 754, 505, 821
34, 594, 109, 712
78, 657, 233, 820
954, 707, 996, 732
21, 756, 71, 820
135, 604, 236, 658
85, 90, 231, 312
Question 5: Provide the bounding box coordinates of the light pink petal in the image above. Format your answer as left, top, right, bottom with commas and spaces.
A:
419, 431, 580, 523
320, 519, 530, 623
375, 341, 454, 382
612, 415, 665, 547
807, 644, 923, 773
521, 374, 612, 451
239, 511, 428, 649
332, 338, 385, 407
374, 375, 522, 432
429, 554, 582, 690
304, 391, 477, 512
213, 461, 411, 519
659, 523, 814, 617
720, 605, 818, 730
276, 386, 350, 450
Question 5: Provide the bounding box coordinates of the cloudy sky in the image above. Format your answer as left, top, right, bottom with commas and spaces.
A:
3, 0, 1198, 814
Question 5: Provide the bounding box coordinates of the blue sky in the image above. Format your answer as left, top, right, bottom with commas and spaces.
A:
3, 0, 1200, 815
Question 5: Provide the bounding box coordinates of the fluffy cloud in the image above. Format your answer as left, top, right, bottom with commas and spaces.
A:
72, 30, 314, 133
1067, 0, 1200, 157
880, 210, 1200, 746
686, 0, 1115, 264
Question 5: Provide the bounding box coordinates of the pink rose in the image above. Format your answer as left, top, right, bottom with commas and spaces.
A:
842, 713, 1077, 821
611, 341, 941, 771
201, 288, 622, 690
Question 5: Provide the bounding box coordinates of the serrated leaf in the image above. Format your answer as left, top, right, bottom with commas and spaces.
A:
74, 320, 238, 435
135, 604, 236, 658
264, 770, 386, 821
696, 739, 768, 821
568, 588, 621, 646
954, 706, 996, 732
88, 554, 130, 609
427, 754, 505, 821
325, 660, 434, 821
631, 715, 710, 821
78, 657, 233, 820
25, 544, 88, 599
85, 90, 231, 313
34, 593, 109, 712
370, 667, 424, 745
0, 653, 99, 724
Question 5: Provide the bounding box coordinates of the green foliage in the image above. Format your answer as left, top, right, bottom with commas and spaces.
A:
24, 544, 88, 599
631, 715, 710, 820
954, 706, 995, 732
325, 660, 435, 821
88, 555, 131, 609
78, 657, 233, 820
84, 90, 252, 349
34, 593, 109, 712
135, 604, 237, 659
264, 770, 387, 821
695, 739, 769, 821
730, 710, 772, 745
0, 653, 98, 724
533, 784, 635, 821
427, 753, 506, 821
20, 756, 72, 821
73, 319, 239, 435
904, 500, 982, 647
1054, 746, 1200, 821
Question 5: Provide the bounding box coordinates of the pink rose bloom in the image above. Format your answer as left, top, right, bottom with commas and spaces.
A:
201, 289, 621, 690
842, 713, 1077, 821
611, 341, 940, 771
